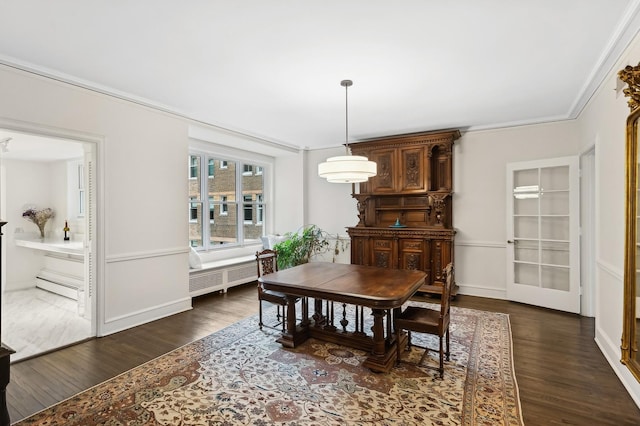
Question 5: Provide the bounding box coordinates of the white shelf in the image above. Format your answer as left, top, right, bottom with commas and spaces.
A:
15, 238, 84, 256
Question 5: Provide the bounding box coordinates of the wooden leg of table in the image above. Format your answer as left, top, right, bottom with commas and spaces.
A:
276, 295, 309, 348
362, 308, 400, 373
371, 308, 386, 356
285, 295, 297, 336
300, 297, 310, 327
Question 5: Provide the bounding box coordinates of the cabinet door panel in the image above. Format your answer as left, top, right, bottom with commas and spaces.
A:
399, 239, 427, 271
404, 211, 430, 226
399, 147, 427, 192
351, 236, 367, 266
369, 149, 397, 193
372, 238, 396, 269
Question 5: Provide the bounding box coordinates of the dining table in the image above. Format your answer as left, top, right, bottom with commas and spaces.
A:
258, 262, 427, 372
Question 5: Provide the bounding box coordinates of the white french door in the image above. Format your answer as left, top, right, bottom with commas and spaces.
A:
506, 156, 580, 314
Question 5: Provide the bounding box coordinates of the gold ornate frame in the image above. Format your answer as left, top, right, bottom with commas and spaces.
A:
620, 63, 640, 382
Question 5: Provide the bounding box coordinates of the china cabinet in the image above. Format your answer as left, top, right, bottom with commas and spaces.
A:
347, 129, 460, 295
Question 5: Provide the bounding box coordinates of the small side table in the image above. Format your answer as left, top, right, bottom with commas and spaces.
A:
0, 344, 14, 426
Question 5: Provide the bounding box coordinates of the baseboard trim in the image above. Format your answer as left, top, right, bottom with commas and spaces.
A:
457, 283, 507, 300
101, 297, 192, 336
595, 325, 640, 409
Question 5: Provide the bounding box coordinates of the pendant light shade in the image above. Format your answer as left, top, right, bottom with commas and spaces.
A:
318, 80, 377, 183
318, 155, 377, 183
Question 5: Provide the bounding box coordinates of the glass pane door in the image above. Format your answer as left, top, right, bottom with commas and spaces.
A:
507, 156, 580, 313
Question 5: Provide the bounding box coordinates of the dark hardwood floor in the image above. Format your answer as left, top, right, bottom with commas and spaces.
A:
6, 282, 640, 425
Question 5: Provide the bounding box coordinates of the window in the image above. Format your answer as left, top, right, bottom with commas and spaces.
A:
190, 197, 199, 222
243, 195, 253, 222
190, 155, 199, 179
208, 159, 214, 178
189, 153, 268, 249
256, 194, 264, 224
220, 195, 228, 215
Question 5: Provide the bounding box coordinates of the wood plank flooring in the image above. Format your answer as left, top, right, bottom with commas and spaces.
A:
6, 282, 640, 425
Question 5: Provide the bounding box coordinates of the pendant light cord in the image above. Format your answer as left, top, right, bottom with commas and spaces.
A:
341, 79, 353, 155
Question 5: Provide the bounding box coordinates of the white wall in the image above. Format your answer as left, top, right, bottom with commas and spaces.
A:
274, 152, 306, 234
2, 159, 52, 290
576, 31, 640, 406
306, 147, 358, 264
0, 65, 191, 335
454, 122, 579, 298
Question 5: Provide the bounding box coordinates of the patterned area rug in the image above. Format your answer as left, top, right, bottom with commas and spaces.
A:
16, 303, 523, 425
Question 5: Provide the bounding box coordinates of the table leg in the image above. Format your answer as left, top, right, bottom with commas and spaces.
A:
300, 297, 310, 327
371, 308, 386, 356
361, 308, 399, 373
276, 295, 309, 348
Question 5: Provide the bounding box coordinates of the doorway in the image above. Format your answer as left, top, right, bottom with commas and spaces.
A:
0, 128, 97, 361
506, 156, 581, 314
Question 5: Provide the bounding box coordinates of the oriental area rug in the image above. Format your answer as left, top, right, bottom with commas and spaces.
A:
16, 303, 523, 425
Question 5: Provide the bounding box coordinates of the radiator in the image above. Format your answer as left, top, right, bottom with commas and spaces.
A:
189, 260, 257, 296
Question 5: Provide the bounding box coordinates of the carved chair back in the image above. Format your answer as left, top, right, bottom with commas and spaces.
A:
256, 249, 278, 296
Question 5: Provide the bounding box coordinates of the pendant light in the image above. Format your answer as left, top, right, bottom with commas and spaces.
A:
318, 80, 377, 183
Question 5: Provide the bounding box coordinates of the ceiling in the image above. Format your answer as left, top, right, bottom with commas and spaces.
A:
1, 1, 640, 156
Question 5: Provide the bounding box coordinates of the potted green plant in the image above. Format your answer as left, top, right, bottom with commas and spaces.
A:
273, 225, 331, 270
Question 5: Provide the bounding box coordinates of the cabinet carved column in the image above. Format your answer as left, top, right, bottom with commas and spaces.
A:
347, 130, 460, 296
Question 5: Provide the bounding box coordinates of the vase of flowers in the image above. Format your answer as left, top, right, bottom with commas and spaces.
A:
22, 207, 54, 239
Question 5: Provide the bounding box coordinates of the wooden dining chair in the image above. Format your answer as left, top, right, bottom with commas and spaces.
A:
395, 262, 454, 378
255, 249, 288, 331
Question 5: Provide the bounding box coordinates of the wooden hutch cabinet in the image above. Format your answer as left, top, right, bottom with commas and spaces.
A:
347, 129, 460, 295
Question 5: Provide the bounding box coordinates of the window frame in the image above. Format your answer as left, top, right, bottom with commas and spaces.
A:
188, 147, 272, 251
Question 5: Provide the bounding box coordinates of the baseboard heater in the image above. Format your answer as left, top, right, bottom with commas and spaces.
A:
36, 277, 81, 300
189, 257, 257, 297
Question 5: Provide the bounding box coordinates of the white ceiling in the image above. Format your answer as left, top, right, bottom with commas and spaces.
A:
1, 1, 640, 155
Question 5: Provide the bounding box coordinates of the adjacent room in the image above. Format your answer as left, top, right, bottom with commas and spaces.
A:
1, 1, 640, 425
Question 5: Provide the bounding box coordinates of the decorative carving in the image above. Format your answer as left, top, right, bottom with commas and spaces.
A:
378, 155, 392, 186
260, 257, 275, 275
353, 195, 369, 227
620, 62, 640, 383
433, 241, 443, 281
619, 63, 640, 112
432, 195, 447, 227
405, 152, 420, 187
348, 227, 454, 239
375, 252, 389, 268
374, 240, 392, 249
406, 254, 420, 270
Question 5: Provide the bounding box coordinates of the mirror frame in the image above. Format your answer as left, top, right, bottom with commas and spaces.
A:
620, 63, 640, 382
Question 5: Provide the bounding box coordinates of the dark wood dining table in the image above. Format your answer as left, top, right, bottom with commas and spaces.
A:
258, 262, 426, 372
